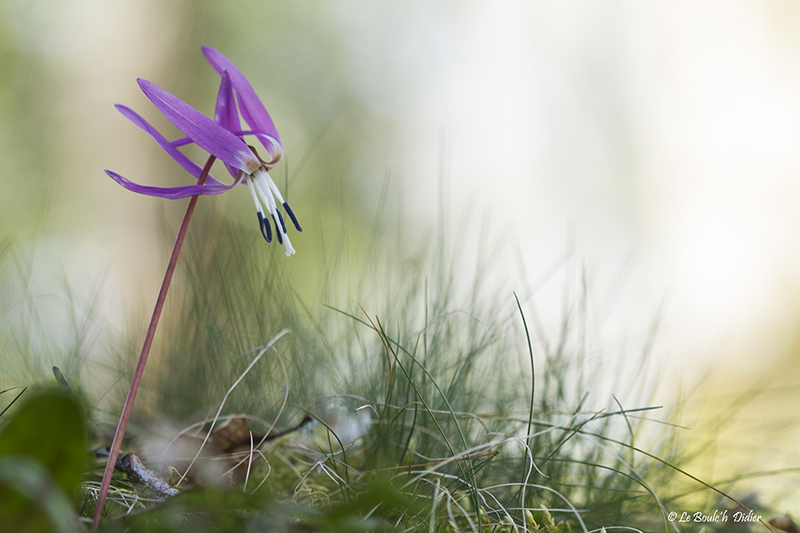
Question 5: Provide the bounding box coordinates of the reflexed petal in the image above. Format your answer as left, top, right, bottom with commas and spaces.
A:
225, 130, 282, 161
214, 71, 242, 178
170, 136, 194, 148
215, 71, 240, 132
115, 105, 228, 188
202, 46, 283, 163
106, 170, 236, 199
138, 79, 261, 174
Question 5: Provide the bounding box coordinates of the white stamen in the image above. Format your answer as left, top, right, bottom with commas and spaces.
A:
266, 176, 286, 206
245, 175, 265, 216
253, 170, 278, 213
282, 234, 295, 256
251, 168, 294, 255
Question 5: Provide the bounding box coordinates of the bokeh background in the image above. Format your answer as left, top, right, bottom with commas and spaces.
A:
1, 0, 798, 514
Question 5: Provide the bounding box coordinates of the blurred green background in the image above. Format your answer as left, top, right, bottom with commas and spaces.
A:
1, 0, 799, 514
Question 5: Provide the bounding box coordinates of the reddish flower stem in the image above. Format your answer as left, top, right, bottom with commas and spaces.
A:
92, 156, 216, 530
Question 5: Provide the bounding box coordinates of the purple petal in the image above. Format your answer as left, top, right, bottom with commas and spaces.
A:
215, 71, 240, 132
115, 105, 228, 188
137, 79, 261, 174
202, 46, 283, 162
214, 71, 242, 178
170, 136, 194, 148
106, 170, 237, 199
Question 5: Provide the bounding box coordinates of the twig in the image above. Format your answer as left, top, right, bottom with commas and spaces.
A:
115, 452, 180, 499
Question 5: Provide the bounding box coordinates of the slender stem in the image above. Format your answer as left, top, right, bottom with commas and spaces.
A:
92, 156, 216, 530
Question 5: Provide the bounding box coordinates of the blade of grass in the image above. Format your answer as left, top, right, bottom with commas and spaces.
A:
0, 386, 27, 419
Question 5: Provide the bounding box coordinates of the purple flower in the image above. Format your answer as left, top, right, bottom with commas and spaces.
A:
107, 47, 301, 256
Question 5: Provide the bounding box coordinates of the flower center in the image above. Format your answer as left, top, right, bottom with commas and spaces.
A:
247, 144, 280, 170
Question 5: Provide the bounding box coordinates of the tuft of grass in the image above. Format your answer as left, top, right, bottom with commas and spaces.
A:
3, 204, 796, 530
0, 244, 103, 408
78, 206, 788, 533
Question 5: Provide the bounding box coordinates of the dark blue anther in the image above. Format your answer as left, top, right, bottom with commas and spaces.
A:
258, 212, 272, 242
271, 214, 283, 244
276, 210, 287, 234
283, 202, 302, 232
